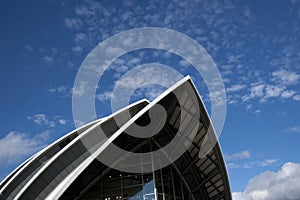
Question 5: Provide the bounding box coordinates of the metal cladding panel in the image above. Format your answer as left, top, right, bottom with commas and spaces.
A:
0, 119, 99, 200
167, 78, 231, 200
15, 100, 148, 200
57, 77, 231, 200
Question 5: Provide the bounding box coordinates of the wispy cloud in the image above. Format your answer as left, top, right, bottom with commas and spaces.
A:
96, 74, 174, 103
58, 119, 67, 125
0, 131, 49, 167
61, 0, 300, 113
272, 69, 300, 85
41, 56, 55, 65
228, 158, 278, 169
24, 44, 34, 52
47, 85, 72, 97
226, 84, 246, 93
253, 109, 261, 114
28, 114, 55, 127
27, 114, 67, 127
226, 150, 278, 169
242, 82, 299, 103
64, 17, 83, 29
71, 46, 83, 54
225, 150, 251, 161
285, 126, 300, 134
132, 85, 166, 101
293, 94, 300, 101
263, 85, 286, 100
72, 81, 88, 97
96, 90, 113, 102
74, 33, 87, 42
55, 116, 67, 125
110, 66, 183, 101
281, 90, 296, 98
233, 162, 300, 200
249, 84, 265, 98
259, 159, 277, 167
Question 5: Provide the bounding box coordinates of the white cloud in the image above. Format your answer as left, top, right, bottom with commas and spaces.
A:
110, 56, 143, 78
24, 44, 34, 52
227, 54, 243, 64
64, 17, 83, 29
179, 60, 190, 68
259, 159, 277, 167
243, 83, 297, 102
113, 67, 182, 91
227, 155, 278, 169
253, 109, 261, 114
96, 91, 113, 102
75, 4, 97, 17
72, 81, 87, 97
28, 114, 56, 128
63, 0, 300, 109
96, 84, 168, 104
133, 85, 166, 101
105, 46, 124, 56
285, 126, 300, 133
227, 96, 238, 105
293, 94, 300, 101
58, 119, 67, 125
208, 89, 227, 106
250, 84, 265, 98
0, 131, 49, 166
227, 84, 246, 93
41, 56, 55, 65
225, 150, 251, 161
264, 85, 286, 99
281, 90, 296, 98
28, 114, 67, 127
72, 46, 83, 54
57, 85, 71, 94
47, 85, 72, 97
242, 84, 264, 101
120, 11, 134, 22
244, 6, 252, 18
233, 162, 300, 200
74, 33, 87, 42
272, 70, 300, 85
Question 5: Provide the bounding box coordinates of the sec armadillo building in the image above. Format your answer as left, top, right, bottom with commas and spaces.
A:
0, 76, 231, 200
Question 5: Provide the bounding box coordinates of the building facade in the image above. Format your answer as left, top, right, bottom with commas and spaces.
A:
0, 76, 231, 200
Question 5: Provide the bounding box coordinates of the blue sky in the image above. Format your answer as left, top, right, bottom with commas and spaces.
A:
1, 0, 300, 199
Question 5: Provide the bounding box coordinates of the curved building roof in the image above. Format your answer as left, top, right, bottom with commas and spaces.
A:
0, 76, 231, 200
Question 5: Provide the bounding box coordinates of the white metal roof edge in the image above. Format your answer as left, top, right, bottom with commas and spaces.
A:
13, 99, 149, 199
0, 118, 101, 195
46, 77, 191, 199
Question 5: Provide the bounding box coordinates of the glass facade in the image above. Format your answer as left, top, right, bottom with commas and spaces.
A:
79, 169, 154, 200
70, 165, 195, 200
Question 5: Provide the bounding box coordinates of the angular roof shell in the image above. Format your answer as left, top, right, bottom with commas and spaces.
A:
0, 76, 231, 200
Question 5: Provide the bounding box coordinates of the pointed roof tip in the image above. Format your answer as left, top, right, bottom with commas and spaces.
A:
182, 75, 194, 84
184, 74, 191, 80
139, 98, 150, 104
